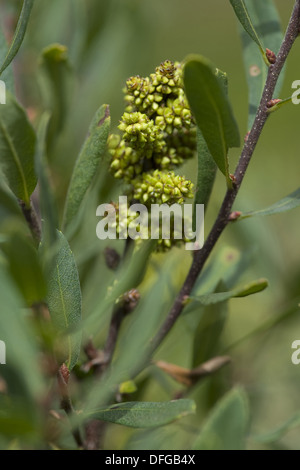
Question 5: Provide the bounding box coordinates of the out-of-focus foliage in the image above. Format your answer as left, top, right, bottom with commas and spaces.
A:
0, 0, 300, 451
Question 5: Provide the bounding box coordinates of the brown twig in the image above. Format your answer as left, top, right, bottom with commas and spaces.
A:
19, 199, 41, 243
57, 365, 84, 449
83, 289, 140, 375
150, 0, 300, 353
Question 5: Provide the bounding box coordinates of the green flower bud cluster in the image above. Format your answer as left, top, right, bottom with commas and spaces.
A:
107, 60, 196, 251
111, 199, 193, 252
108, 134, 143, 180
133, 170, 194, 206
119, 112, 165, 155
109, 60, 196, 181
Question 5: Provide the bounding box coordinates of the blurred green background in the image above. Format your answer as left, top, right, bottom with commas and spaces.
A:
2, 0, 300, 449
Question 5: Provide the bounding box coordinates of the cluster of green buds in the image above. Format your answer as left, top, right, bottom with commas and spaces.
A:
108, 60, 196, 181
107, 60, 196, 251
111, 199, 193, 253
133, 170, 194, 206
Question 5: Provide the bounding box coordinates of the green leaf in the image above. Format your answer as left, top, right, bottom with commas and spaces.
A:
2, 231, 47, 306
192, 292, 228, 368
63, 104, 110, 229
192, 70, 228, 225
0, 263, 43, 399
0, 0, 34, 76
0, 25, 15, 93
43, 230, 82, 370
229, 0, 267, 62
240, 187, 300, 219
193, 129, 216, 226
184, 246, 255, 316
190, 278, 268, 306
193, 387, 249, 450
0, 92, 37, 206
184, 55, 240, 185
86, 400, 196, 428
253, 412, 300, 444
38, 44, 74, 145
237, 0, 284, 129
34, 112, 58, 247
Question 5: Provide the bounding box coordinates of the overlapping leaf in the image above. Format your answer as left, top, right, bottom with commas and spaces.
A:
43, 231, 82, 370
190, 278, 268, 305
63, 104, 110, 229
0, 0, 34, 76
86, 400, 196, 428
231, 0, 284, 129
0, 93, 36, 205
240, 187, 300, 219
193, 388, 249, 450
184, 55, 240, 185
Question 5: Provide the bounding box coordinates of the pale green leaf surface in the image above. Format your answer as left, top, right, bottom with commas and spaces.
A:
44, 231, 82, 370
0, 92, 36, 205
86, 400, 196, 428
0, 0, 34, 76
193, 387, 249, 450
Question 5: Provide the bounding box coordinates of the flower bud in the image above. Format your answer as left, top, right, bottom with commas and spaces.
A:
133, 169, 194, 207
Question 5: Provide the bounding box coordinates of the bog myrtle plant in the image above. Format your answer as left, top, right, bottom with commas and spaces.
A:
0, 0, 300, 451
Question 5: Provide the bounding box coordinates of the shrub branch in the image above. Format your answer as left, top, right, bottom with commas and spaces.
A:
150, 0, 300, 352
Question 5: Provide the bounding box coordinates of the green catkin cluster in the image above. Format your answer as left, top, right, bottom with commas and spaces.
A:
133, 170, 194, 206
108, 60, 196, 250
108, 60, 196, 181
110, 202, 193, 252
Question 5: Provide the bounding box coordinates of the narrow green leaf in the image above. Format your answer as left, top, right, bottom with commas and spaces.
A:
0, 24, 15, 93
192, 288, 228, 368
2, 231, 47, 306
86, 400, 196, 428
193, 129, 216, 227
34, 112, 58, 247
190, 278, 268, 306
192, 70, 228, 226
63, 104, 110, 229
184, 246, 255, 316
38, 44, 74, 145
237, 0, 284, 129
240, 187, 300, 219
193, 387, 249, 450
43, 230, 82, 370
0, 0, 34, 76
0, 92, 37, 206
184, 55, 240, 185
229, 0, 267, 62
253, 412, 300, 444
